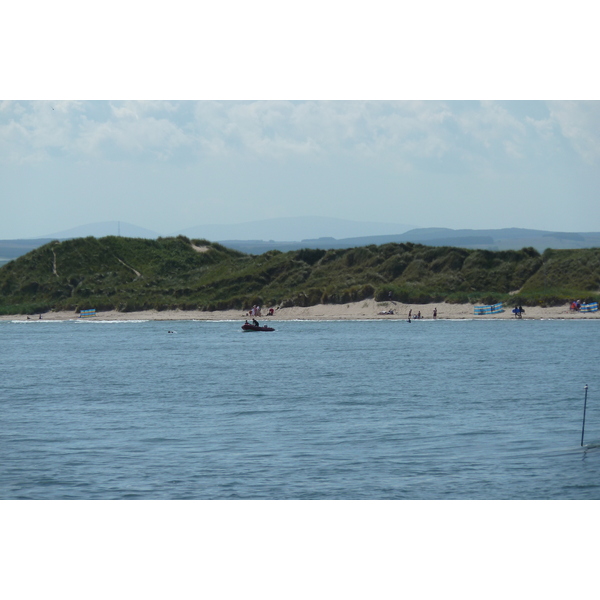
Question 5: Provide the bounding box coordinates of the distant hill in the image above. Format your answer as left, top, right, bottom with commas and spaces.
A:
2, 225, 600, 266
42, 221, 161, 240
33, 216, 413, 243
1, 235, 600, 315
396, 228, 600, 252
172, 216, 414, 242
216, 228, 600, 254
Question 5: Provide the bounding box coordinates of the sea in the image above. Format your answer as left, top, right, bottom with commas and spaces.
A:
2, 317, 599, 500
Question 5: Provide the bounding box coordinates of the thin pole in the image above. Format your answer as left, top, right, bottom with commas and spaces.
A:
581, 384, 589, 447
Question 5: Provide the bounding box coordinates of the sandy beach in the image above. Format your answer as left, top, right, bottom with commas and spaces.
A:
1, 299, 598, 321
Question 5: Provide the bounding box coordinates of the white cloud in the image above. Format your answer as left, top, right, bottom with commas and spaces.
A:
75, 113, 191, 161
0, 101, 193, 163
525, 116, 555, 140
548, 101, 600, 164
110, 104, 141, 120
0, 101, 75, 162
187, 101, 456, 163
1, 101, 600, 172
453, 101, 526, 150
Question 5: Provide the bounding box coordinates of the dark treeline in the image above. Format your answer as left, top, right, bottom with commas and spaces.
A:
1, 235, 599, 314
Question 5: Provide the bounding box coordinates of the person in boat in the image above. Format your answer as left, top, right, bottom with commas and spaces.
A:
252, 318, 259, 327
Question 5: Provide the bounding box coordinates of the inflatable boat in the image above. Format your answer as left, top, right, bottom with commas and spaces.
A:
242, 323, 275, 332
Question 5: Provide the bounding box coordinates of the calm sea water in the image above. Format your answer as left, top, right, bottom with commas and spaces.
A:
1, 318, 599, 499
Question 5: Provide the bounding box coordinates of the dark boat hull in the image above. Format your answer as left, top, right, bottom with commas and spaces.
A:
242, 324, 275, 332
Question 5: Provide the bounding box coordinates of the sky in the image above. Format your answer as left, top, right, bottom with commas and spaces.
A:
2, 99, 599, 239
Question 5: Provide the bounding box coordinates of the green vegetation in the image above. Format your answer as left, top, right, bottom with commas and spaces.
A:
1, 236, 599, 314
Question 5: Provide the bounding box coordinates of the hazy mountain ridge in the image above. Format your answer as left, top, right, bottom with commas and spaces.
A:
42, 222, 162, 240
173, 216, 414, 242
2, 220, 600, 267
214, 228, 600, 254
34, 217, 414, 243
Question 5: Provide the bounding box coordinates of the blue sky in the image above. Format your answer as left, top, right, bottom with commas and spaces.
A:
2, 3, 599, 240
1, 100, 599, 239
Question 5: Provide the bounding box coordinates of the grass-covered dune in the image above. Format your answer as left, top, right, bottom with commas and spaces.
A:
0, 235, 599, 314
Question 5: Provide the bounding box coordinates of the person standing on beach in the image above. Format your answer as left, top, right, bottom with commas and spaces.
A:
433, 307, 437, 319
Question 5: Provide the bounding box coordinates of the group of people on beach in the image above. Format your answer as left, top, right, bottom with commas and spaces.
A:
570, 300, 583, 311
247, 305, 262, 317
512, 306, 525, 318
406, 307, 437, 322
246, 305, 275, 318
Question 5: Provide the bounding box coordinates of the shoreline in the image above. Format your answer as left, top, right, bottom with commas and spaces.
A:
1, 300, 598, 321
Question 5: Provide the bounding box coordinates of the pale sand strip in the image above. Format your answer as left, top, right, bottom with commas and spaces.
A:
1, 299, 598, 321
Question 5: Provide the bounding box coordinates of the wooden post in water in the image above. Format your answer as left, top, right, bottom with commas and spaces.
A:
581, 384, 589, 447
